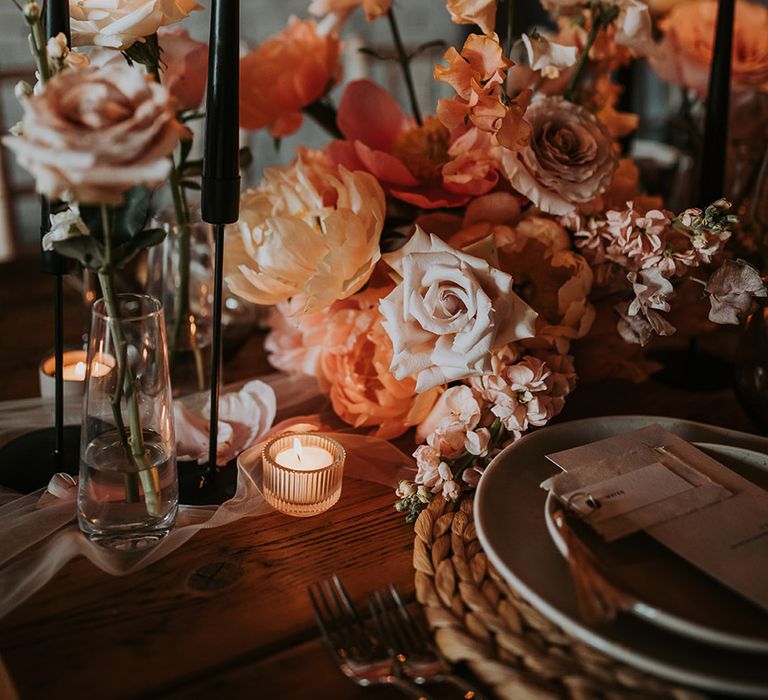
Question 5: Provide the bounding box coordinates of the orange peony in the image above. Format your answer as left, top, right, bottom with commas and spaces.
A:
240, 18, 342, 137
319, 291, 440, 439
652, 1, 768, 95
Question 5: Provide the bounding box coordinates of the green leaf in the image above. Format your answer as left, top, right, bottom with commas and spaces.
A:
408, 39, 447, 60
112, 227, 167, 268
53, 236, 105, 271
239, 146, 253, 170
358, 46, 396, 62
112, 186, 153, 244
180, 180, 201, 190
181, 159, 203, 177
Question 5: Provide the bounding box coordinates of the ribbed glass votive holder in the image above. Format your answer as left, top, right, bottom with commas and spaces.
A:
262, 433, 345, 517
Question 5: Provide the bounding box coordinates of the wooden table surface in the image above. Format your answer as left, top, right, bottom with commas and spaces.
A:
0, 257, 761, 700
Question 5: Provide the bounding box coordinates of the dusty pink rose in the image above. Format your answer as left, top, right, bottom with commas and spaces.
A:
318, 293, 440, 439
240, 18, 342, 137
157, 27, 208, 111
379, 228, 538, 393
652, 1, 768, 95
446, 0, 497, 34
4, 63, 184, 204
500, 97, 618, 216
70, 0, 202, 50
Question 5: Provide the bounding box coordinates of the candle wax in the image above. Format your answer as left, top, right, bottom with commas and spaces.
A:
274, 446, 334, 471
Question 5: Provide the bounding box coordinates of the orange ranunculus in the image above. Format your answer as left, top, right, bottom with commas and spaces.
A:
652, 0, 768, 95
319, 292, 440, 439
239, 18, 342, 137
328, 79, 491, 208
446, 0, 498, 35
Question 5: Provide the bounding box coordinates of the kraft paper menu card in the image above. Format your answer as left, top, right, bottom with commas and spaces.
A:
542, 425, 768, 613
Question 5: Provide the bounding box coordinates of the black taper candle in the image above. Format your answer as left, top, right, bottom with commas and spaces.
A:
201, 0, 241, 482
43, 0, 72, 463
698, 0, 735, 206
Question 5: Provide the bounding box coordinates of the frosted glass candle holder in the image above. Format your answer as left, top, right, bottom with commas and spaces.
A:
262, 433, 345, 517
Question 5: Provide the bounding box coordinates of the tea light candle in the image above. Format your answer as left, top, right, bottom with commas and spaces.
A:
262, 433, 345, 517
39, 350, 114, 399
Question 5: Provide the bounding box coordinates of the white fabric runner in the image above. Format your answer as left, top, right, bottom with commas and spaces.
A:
0, 372, 415, 618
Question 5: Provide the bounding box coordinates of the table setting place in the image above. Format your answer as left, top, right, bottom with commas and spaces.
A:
1, 0, 768, 698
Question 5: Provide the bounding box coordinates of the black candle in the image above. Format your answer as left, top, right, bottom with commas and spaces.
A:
201, 0, 241, 225
44, 0, 70, 46
698, 0, 735, 206
201, 0, 241, 482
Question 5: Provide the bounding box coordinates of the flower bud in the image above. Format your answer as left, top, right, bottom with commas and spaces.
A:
14, 81, 33, 100
23, 2, 41, 21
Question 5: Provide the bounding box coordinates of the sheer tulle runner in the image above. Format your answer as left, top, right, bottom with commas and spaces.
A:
0, 373, 415, 619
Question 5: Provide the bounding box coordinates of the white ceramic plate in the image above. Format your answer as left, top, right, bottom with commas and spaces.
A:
544, 440, 768, 653
475, 415, 768, 697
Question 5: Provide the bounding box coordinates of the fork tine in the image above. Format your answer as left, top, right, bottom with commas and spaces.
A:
374, 588, 414, 656
389, 584, 433, 653
327, 576, 370, 656
308, 581, 340, 652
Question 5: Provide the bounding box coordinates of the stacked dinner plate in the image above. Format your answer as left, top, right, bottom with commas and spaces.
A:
475, 416, 768, 697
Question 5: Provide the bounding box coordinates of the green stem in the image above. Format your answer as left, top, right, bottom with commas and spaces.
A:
99, 205, 162, 516
29, 16, 50, 84
563, 11, 603, 103
386, 8, 422, 126
303, 100, 343, 139
505, 0, 514, 59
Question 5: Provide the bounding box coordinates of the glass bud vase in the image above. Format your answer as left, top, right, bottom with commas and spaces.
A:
78, 294, 178, 549
734, 298, 768, 434
146, 215, 213, 397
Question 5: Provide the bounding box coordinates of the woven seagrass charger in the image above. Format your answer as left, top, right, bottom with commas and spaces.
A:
412, 495, 707, 700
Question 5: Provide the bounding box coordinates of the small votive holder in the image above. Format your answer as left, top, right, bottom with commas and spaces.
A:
262, 433, 345, 517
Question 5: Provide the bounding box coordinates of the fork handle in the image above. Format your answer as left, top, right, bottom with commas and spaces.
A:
433, 673, 487, 700
386, 675, 435, 700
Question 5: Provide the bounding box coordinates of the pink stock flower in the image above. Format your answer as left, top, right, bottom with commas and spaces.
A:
415, 385, 484, 457
705, 260, 767, 324
329, 80, 489, 208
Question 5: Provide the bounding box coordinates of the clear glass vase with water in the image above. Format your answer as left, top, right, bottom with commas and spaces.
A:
78, 294, 178, 549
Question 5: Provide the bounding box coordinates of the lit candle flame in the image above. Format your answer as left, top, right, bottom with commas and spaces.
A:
74, 362, 86, 380
293, 437, 304, 465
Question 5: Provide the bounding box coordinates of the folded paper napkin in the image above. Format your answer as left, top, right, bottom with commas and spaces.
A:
175, 379, 277, 466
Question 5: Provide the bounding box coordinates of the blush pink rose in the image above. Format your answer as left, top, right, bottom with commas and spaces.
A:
500, 96, 618, 216
4, 63, 185, 204
652, 1, 768, 95
157, 27, 208, 111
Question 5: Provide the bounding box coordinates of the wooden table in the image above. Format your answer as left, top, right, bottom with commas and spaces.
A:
0, 257, 760, 700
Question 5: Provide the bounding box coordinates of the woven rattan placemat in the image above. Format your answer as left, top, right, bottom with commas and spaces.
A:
412, 496, 706, 700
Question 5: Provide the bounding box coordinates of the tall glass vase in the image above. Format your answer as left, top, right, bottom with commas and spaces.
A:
78, 294, 178, 549
734, 298, 768, 434
146, 214, 214, 397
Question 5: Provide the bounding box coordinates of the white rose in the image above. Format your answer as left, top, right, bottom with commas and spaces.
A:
380, 228, 538, 393
70, 0, 202, 50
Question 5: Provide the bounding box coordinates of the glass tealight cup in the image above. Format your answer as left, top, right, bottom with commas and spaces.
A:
262, 433, 345, 517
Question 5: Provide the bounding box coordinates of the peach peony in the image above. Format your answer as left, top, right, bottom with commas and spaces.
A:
225, 152, 385, 313
380, 227, 538, 393
4, 63, 185, 204
500, 96, 618, 216
70, 0, 201, 50
446, 0, 498, 35
319, 291, 440, 439
157, 27, 208, 112
652, 1, 768, 95
240, 18, 342, 137
329, 80, 486, 208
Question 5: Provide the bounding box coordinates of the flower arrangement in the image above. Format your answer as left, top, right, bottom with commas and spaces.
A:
225, 0, 766, 520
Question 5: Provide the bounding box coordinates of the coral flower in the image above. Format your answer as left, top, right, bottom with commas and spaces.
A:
328, 79, 489, 209
240, 18, 342, 137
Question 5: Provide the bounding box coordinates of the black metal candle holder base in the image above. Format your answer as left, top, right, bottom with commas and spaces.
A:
649, 346, 733, 391
178, 459, 238, 506
0, 426, 80, 493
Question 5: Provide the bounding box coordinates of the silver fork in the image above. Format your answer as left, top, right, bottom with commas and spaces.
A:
308, 575, 433, 699
369, 584, 487, 700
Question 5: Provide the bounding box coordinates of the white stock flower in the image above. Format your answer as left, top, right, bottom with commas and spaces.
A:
43, 205, 89, 251
380, 228, 538, 393
521, 33, 577, 78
